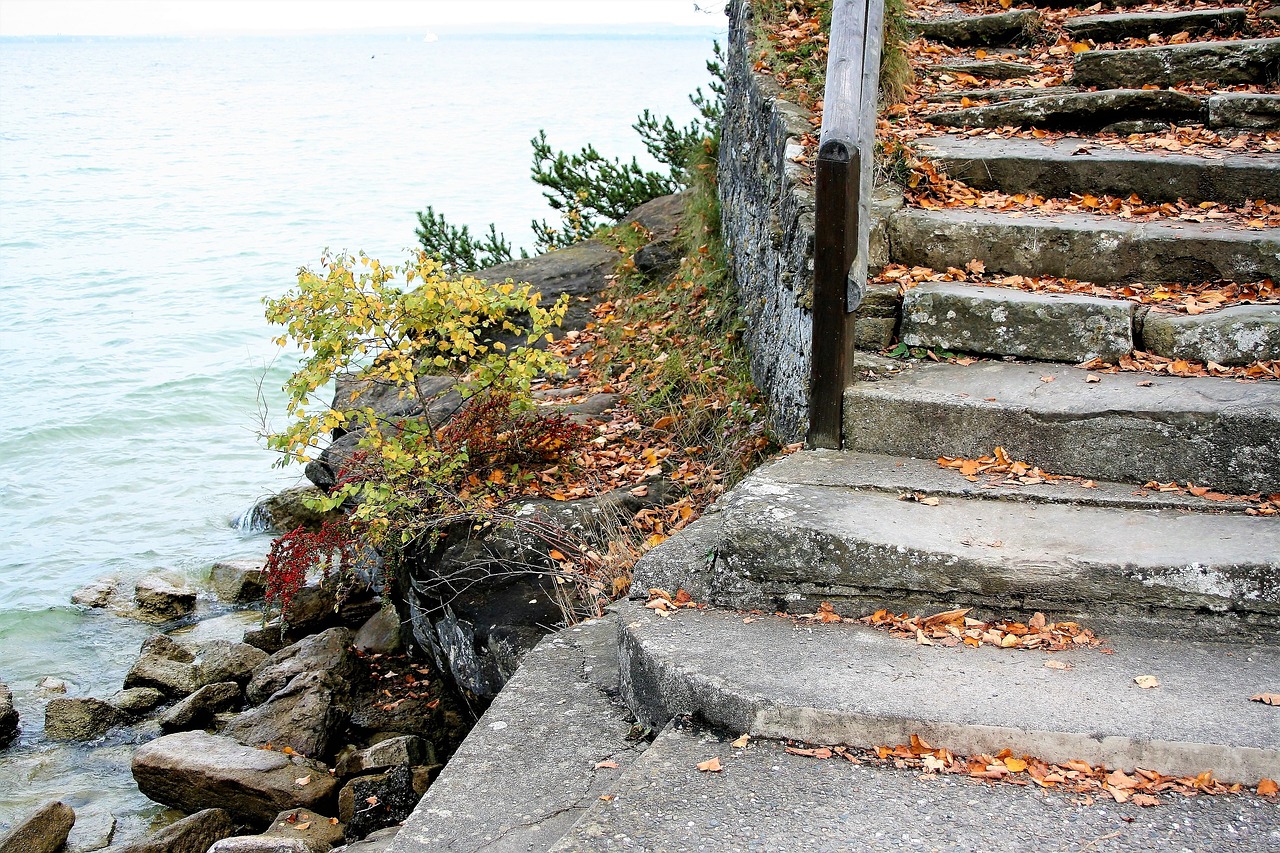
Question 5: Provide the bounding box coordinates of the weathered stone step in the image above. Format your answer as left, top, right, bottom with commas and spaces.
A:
924, 88, 1204, 132
923, 85, 1081, 105
1145, 304, 1280, 366
1065, 8, 1248, 43
929, 58, 1039, 80
842, 361, 1280, 494
615, 604, 1280, 783
553, 720, 1280, 852
1210, 93, 1280, 131
889, 207, 1279, 284
915, 132, 1280, 205
392, 616, 644, 853
913, 10, 1042, 47
1073, 38, 1280, 88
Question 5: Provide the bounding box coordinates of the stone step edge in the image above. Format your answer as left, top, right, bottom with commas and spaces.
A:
615, 603, 1280, 784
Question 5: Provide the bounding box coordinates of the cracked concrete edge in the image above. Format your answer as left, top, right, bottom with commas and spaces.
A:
391, 616, 645, 853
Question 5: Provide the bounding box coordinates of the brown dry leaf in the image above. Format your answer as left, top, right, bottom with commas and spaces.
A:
595, 760, 619, 769
365, 795, 379, 805
294, 822, 312, 831
696, 757, 723, 772
1250, 693, 1280, 706
1132, 794, 1161, 807
1045, 660, 1072, 671
1085, 374, 1100, 383
1134, 675, 1160, 689
731, 734, 751, 748
1258, 778, 1278, 796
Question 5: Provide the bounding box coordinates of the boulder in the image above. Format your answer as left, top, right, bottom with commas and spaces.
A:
263, 808, 345, 852
0, 800, 75, 853
125, 635, 267, 698
914, 10, 1041, 47
159, 682, 242, 732
352, 610, 401, 656
244, 619, 290, 655
0, 683, 17, 747
282, 585, 339, 637
64, 805, 115, 853
131, 731, 338, 827
632, 238, 681, 280
170, 611, 259, 645
336, 765, 419, 841
108, 687, 166, 716
210, 560, 268, 603
222, 671, 350, 759
70, 575, 120, 608
35, 676, 70, 694
246, 628, 357, 706
44, 697, 127, 741
112, 808, 233, 853
133, 572, 196, 623
240, 486, 343, 534
336, 736, 434, 778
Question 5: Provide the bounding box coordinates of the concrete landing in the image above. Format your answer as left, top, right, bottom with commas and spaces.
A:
617, 603, 1280, 783
553, 721, 1280, 853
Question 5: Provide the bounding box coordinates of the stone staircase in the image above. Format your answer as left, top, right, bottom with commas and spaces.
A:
387, 4, 1280, 850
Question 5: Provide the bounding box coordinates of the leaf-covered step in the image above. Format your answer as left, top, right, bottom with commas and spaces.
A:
929, 59, 1039, 80
913, 10, 1042, 47
1064, 8, 1248, 43
915, 133, 1279, 205
1073, 38, 1280, 88
924, 88, 1204, 132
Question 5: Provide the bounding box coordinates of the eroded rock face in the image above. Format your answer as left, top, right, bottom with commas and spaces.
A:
112, 809, 233, 853
131, 731, 338, 827
70, 575, 120, 608
44, 697, 127, 741
0, 800, 75, 853
133, 572, 197, 623
0, 683, 18, 748
336, 735, 434, 778
125, 635, 267, 698
352, 609, 402, 656
246, 628, 357, 706
222, 671, 350, 759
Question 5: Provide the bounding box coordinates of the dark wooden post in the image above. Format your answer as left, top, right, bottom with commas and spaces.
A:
806, 0, 885, 450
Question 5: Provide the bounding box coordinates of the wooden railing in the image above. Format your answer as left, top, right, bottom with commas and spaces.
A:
807, 0, 885, 449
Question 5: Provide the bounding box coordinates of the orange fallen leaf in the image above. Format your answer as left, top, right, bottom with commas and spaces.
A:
731, 734, 751, 748
294, 822, 311, 831
1258, 778, 1278, 796
697, 757, 722, 772
1251, 693, 1280, 706
595, 760, 619, 769
295, 776, 311, 787
1134, 675, 1160, 689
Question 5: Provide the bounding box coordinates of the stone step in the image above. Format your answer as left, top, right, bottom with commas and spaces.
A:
924, 88, 1205, 132
915, 132, 1280, 205
923, 85, 1081, 105
1073, 38, 1280, 88
553, 720, 1280, 852
888, 207, 1279, 284
913, 10, 1042, 48
928, 59, 1039, 80
1145, 303, 1280, 365
1065, 8, 1248, 43
614, 603, 1280, 784
842, 361, 1280, 494
1210, 93, 1280, 131
391, 616, 644, 853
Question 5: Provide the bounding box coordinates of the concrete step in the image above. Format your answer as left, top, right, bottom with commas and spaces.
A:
913, 10, 1042, 48
915, 132, 1280, 205
888, 207, 1280, 284
1064, 8, 1248, 43
391, 616, 644, 853
842, 361, 1280, 494
1073, 38, 1280, 88
923, 88, 1205, 132
633, 450, 1280, 640
553, 720, 1280, 853
614, 603, 1280, 784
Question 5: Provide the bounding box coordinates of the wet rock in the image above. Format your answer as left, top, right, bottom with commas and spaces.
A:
159, 682, 243, 732
209, 838, 312, 853
169, 611, 259, 645
247, 627, 357, 706
222, 671, 350, 759
108, 687, 166, 716
337, 765, 419, 841
352, 610, 401, 656
336, 735, 434, 778
65, 805, 115, 853
35, 676, 70, 694
242, 486, 344, 534
914, 10, 1041, 47
132, 731, 338, 827
113, 808, 233, 853
244, 619, 290, 655
0, 683, 17, 747
70, 575, 120, 608
210, 559, 268, 603
264, 808, 345, 852
0, 800, 75, 853
125, 635, 267, 698
44, 697, 128, 741
133, 572, 197, 623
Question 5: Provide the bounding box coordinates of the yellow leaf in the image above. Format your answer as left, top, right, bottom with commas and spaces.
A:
1004, 758, 1028, 772
1071, 42, 1091, 54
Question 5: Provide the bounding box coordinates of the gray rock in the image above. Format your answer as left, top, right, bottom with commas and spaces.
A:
476, 237, 621, 334
1143, 305, 1280, 366
222, 670, 350, 759
34, 676, 69, 694
131, 731, 338, 827
930, 59, 1036, 80
159, 681, 242, 732
168, 611, 259, 646
924, 88, 1204, 131
352, 609, 401, 656
852, 285, 901, 351
1098, 118, 1170, 135
246, 627, 357, 706
0, 683, 17, 747
133, 572, 196, 623
240, 486, 343, 535
1073, 38, 1280, 88
336, 736, 434, 778
337, 765, 419, 841
632, 237, 681, 280
210, 559, 268, 603
281, 584, 338, 637
70, 575, 120, 608
1065, 9, 1247, 43
112, 808, 233, 853
330, 826, 398, 852
108, 687, 165, 716
244, 619, 290, 655
0, 800, 75, 853
264, 809, 345, 852
125, 634, 267, 698
209, 838, 312, 853
64, 806, 115, 853
913, 10, 1041, 47
1208, 93, 1280, 131
900, 282, 1134, 362
44, 697, 127, 741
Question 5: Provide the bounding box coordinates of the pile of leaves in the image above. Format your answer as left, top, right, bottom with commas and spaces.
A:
938, 445, 1096, 489
1081, 351, 1280, 382
1133, 480, 1280, 516
779, 734, 1279, 804
796, 603, 1106, 651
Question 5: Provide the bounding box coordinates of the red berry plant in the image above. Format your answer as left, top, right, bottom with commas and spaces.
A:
262, 518, 359, 615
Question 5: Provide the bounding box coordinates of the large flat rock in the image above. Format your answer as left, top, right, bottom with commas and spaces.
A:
1064, 9, 1247, 43
1073, 38, 1280, 88
917, 133, 1280, 205
554, 722, 1280, 853
924, 88, 1204, 131
889, 207, 1280, 284
900, 282, 1134, 362
843, 361, 1280, 494
617, 604, 1280, 782
1143, 304, 1280, 365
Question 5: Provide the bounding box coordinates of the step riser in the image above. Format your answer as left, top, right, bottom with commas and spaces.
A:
924, 89, 1205, 133
1073, 39, 1280, 89
1064, 9, 1247, 43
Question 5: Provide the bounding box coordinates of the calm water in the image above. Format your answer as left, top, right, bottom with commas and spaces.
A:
0, 27, 719, 835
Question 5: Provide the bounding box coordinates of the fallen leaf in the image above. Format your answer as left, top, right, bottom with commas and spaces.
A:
1005, 757, 1028, 772
697, 757, 723, 772
1131, 793, 1161, 807
731, 734, 751, 748
595, 760, 619, 769
1134, 675, 1160, 689
1250, 693, 1280, 706
1044, 660, 1072, 671
1085, 374, 1100, 383
1258, 778, 1278, 796
1040, 375, 1056, 383
365, 795, 380, 805
295, 822, 312, 831
652, 415, 676, 430
295, 776, 311, 787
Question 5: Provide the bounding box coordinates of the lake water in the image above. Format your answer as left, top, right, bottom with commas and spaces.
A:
0, 26, 720, 838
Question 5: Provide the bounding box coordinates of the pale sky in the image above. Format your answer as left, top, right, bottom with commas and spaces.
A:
0, 1, 728, 36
